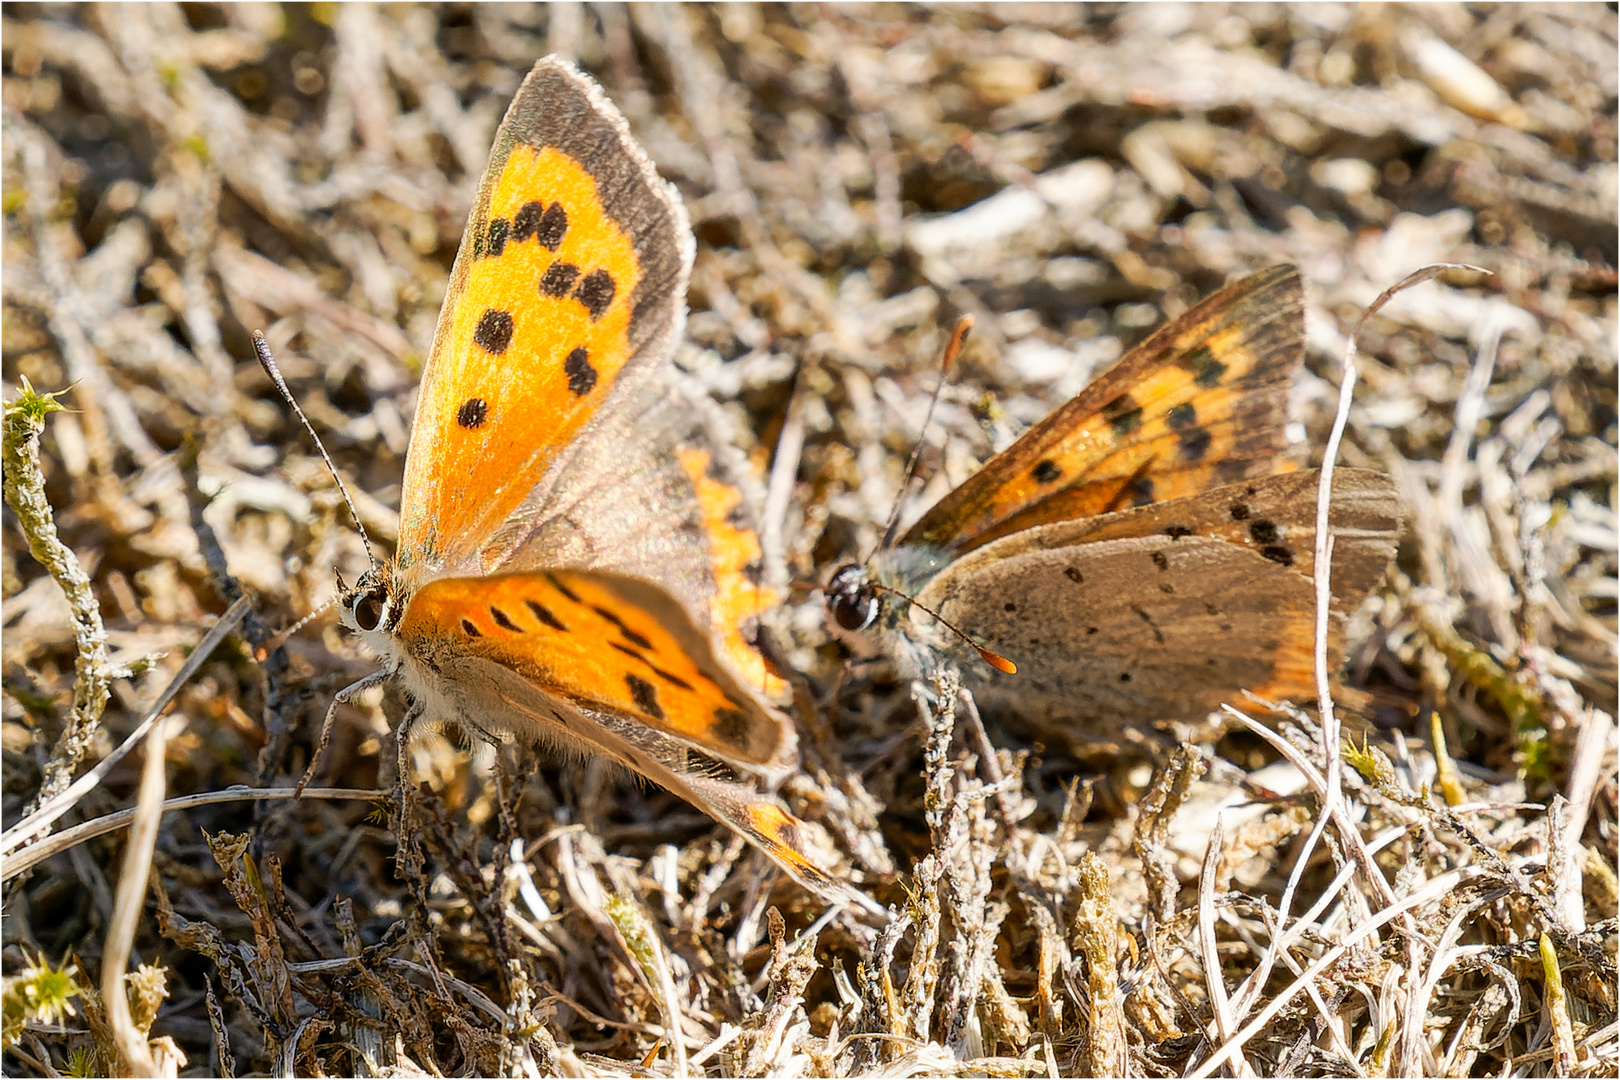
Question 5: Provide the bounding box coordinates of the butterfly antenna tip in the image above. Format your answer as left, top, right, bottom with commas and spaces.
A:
252, 330, 379, 571
870, 581, 1015, 675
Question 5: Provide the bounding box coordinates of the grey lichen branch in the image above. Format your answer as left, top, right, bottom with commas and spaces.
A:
3, 378, 141, 810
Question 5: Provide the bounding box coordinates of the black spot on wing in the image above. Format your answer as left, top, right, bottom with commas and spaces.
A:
625, 674, 663, 720
1178, 345, 1227, 387
512, 201, 544, 242
1166, 402, 1197, 429
592, 605, 653, 650
1064, 567, 1084, 584
1249, 519, 1280, 544
1165, 524, 1194, 538
1103, 393, 1143, 435
536, 203, 568, 249
1150, 550, 1169, 571
540, 261, 580, 297
1131, 477, 1156, 506
525, 598, 567, 631
1032, 459, 1062, 484
1197, 359, 1228, 387
573, 269, 616, 321
1179, 425, 1212, 461
546, 574, 582, 604
456, 398, 488, 429
474, 309, 514, 354
609, 641, 700, 694
490, 606, 519, 632
564, 347, 598, 396
1229, 501, 1252, 521
650, 665, 694, 692
1131, 605, 1165, 645
460, 618, 481, 637
486, 217, 510, 257
1261, 545, 1295, 566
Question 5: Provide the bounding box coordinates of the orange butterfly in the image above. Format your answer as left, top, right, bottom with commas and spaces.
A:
827, 266, 1400, 742
273, 57, 877, 915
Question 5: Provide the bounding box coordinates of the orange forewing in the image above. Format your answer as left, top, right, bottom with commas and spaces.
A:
397, 570, 787, 768
903, 264, 1303, 555
400, 146, 643, 572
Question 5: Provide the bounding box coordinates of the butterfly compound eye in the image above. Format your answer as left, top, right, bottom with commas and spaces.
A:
827, 566, 879, 632
353, 590, 386, 632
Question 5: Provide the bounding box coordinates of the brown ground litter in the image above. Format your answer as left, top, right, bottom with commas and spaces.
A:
3, 5, 1615, 1077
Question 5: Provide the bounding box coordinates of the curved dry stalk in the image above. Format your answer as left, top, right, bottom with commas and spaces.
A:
2, 785, 386, 881
1312, 261, 1490, 901
1189, 864, 1490, 1080
100, 713, 175, 1078
1, 596, 252, 861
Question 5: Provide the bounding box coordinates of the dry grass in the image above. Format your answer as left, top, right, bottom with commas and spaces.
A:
3, 4, 1616, 1077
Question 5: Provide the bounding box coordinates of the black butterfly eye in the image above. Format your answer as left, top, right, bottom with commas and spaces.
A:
354, 591, 386, 631
832, 594, 877, 632
827, 566, 879, 632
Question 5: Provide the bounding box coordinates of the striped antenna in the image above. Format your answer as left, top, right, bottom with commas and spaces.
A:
252, 330, 378, 571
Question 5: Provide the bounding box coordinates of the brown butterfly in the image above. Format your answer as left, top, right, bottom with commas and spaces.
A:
827, 264, 1400, 740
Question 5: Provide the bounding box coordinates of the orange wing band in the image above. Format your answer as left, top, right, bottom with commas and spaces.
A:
398, 570, 778, 765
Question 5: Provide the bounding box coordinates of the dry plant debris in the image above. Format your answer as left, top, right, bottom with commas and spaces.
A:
2, 4, 1615, 1077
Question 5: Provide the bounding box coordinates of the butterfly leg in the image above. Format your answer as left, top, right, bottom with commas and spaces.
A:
388, 698, 425, 791
387, 699, 434, 919
297, 668, 391, 795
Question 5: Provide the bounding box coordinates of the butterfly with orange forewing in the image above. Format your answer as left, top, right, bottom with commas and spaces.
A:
276, 57, 878, 915
827, 265, 1400, 744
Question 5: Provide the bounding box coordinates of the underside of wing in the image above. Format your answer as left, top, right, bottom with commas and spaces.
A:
933, 535, 1323, 725
918, 469, 1400, 727
398, 58, 693, 575
903, 264, 1303, 555
398, 568, 787, 770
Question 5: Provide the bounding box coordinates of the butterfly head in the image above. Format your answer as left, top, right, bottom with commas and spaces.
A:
338, 565, 403, 650
825, 559, 1018, 675
826, 563, 882, 634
